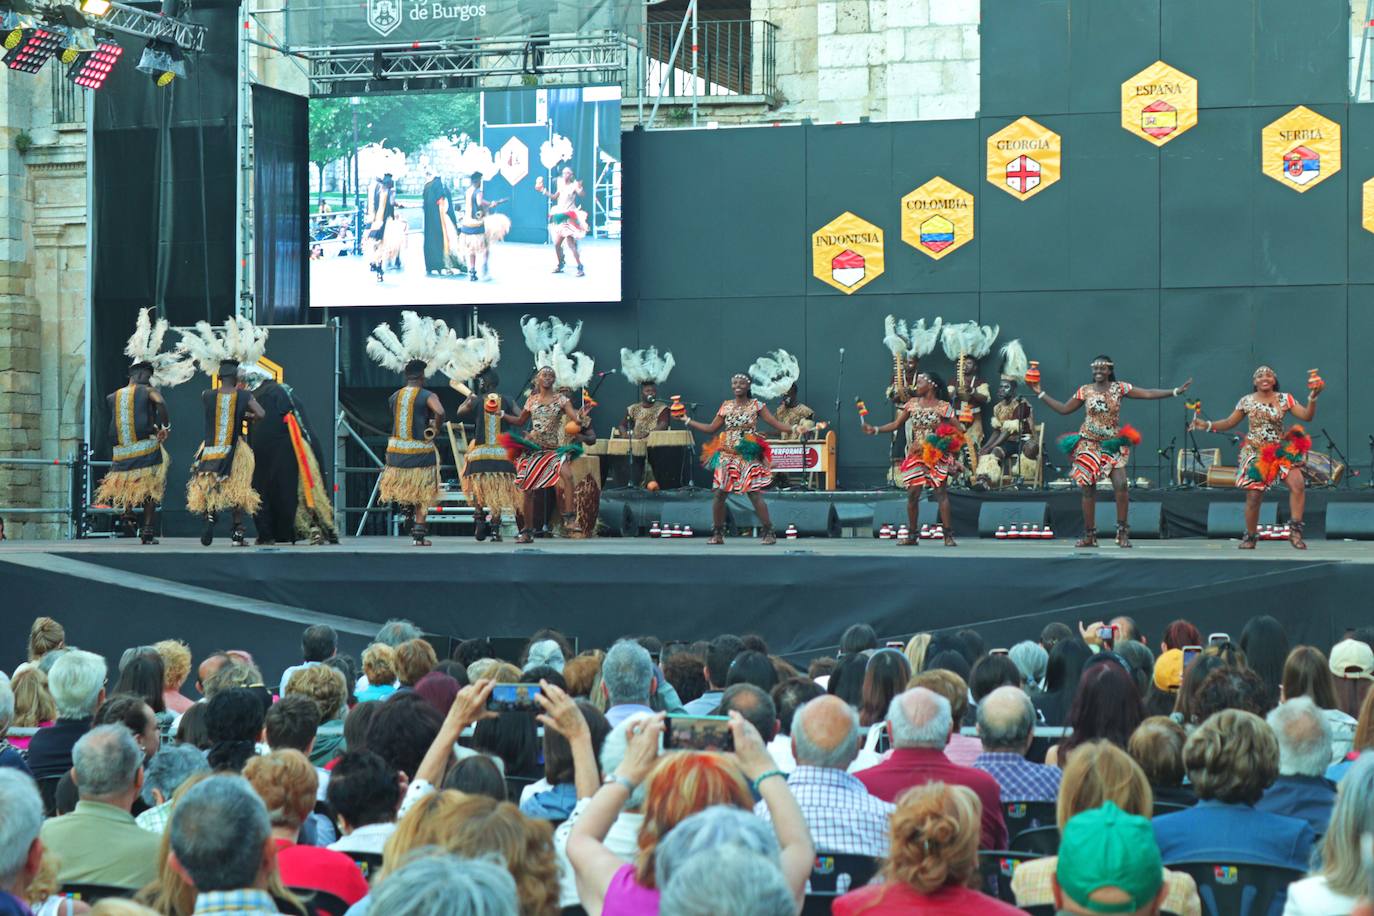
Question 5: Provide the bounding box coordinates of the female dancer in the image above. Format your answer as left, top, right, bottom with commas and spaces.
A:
1189, 366, 1320, 549
863, 371, 964, 546
366, 175, 396, 282
504, 365, 586, 544
1030, 357, 1190, 547
678, 373, 798, 545
534, 167, 587, 277
459, 172, 510, 282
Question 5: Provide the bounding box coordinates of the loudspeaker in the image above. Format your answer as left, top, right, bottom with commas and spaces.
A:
1206, 501, 1278, 538
767, 502, 839, 537
870, 498, 940, 536
1326, 503, 1374, 539
660, 500, 717, 533
1093, 502, 1165, 539
977, 501, 1049, 537
597, 499, 633, 537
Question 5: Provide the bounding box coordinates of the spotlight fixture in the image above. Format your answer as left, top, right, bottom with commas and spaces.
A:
79, 0, 111, 16
66, 36, 120, 88
136, 38, 183, 86
3, 19, 63, 73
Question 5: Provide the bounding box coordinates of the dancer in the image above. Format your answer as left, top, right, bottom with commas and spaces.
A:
365, 312, 455, 547
620, 346, 674, 439
882, 316, 942, 485
1031, 357, 1190, 548
941, 321, 998, 476
178, 318, 269, 547
502, 346, 591, 544
975, 340, 1039, 489
244, 365, 339, 546
365, 174, 396, 282
459, 172, 511, 282
863, 371, 964, 546
1189, 366, 1321, 549
774, 384, 818, 441
95, 308, 193, 544
447, 325, 519, 542
535, 167, 587, 277
421, 170, 462, 276
679, 351, 801, 546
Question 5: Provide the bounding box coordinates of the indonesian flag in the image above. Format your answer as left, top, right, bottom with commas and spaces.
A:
831, 249, 866, 288
1005, 155, 1041, 195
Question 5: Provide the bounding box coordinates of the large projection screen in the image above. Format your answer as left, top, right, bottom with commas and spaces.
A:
308, 86, 621, 307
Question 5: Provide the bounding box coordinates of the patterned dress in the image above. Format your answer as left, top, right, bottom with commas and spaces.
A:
1235, 393, 1300, 491
1068, 381, 1135, 487
898, 398, 959, 488
708, 399, 773, 493
515, 394, 573, 491
626, 401, 668, 439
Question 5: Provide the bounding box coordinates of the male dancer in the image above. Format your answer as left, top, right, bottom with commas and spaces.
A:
246, 367, 338, 545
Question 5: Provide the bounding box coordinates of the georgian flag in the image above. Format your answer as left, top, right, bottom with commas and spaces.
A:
1005, 156, 1041, 195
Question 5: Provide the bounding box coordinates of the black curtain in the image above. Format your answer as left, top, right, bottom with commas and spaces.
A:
253, 86, 309, 325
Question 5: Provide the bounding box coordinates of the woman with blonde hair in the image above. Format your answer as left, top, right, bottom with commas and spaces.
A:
355, 643, 398, 703
9, 667, 56, 751
1011, 740, 1201, 916
1285, 754, 1374, 914
153, 640, 194, 714
834, 781, 1022, 914
28, 616, 65, 665
904, 634, 932, 676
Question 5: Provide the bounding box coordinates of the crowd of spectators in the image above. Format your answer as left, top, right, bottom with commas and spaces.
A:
2, 613, 1374, 915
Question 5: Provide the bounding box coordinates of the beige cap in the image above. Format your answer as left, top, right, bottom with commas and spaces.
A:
1329, 639, 1374, 680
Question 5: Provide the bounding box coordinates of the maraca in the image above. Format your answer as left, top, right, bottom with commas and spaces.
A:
855, 397, 869, 420
1025, 360, 1041, 385
484, 393, 501, 414
669, 395, 687, 418
1307, 368, 1324, 393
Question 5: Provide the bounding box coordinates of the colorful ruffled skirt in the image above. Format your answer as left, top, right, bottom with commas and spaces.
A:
1058, 426, 1140, 487
1237, 428, 1310, 492
703, 432, 773, 494
898, 422, 966, 489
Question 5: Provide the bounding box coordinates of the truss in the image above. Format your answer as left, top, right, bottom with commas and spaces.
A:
98, 0, 207, 51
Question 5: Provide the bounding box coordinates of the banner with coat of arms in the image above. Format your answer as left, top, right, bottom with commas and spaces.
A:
901, 177, 974, 260
1262, 106, 1341, 193
1120, 61, 1198, 147
811, 212, 884, 294
1364, 178, 1374, 235
986, 117, 1061, 201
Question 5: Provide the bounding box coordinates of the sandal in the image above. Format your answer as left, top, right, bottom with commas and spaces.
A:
899, 535, 918, 546
1289, 519, 1307, 551
231, 526, 247, 547
707, 526, 725, 545
411, 523, 432, 547
761, 525, 777, 546
1075, 527, 1098, 548
140, 530, 159, 546
515, 529, 534, 545
1116, 522, 1132, 549
1239, 531, 1259, 550
943, 531, 958, 547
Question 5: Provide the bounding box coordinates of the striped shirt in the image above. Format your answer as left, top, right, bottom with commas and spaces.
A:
973, 752, 1063, 803
756, 765, 894, 858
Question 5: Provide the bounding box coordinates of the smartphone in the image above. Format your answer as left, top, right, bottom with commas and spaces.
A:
886, 640, 906, 650
485, 683, 543, 713
664, 715, 734, 752
1182, 645, 1202, 670
1097, 625, 1117, 650
1208, 632, 1230, 646
990, 648, 1010, 657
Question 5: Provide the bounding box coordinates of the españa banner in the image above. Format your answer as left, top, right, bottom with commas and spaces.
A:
1121, 61, 1198, 147
987, 117, 1061, 201
812, 212, 884, 294
1262, 106, 1341, 193
1365, 178, 1374, 235
901, 177, 974, 261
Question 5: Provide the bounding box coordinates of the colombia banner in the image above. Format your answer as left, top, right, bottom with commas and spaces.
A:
901, 177, 974, 261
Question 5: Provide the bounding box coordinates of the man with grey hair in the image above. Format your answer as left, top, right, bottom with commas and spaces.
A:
136, 745, 211, 834
973, 685, 1061, 802
168, 775, 278, 915
855, 687, 1007, 849
1257, 696, 1338, 834
600, 641, 657, 727
659, 819, 795, 916
371, 853, 518, 916
26, 648, 106, 781
754, 696, 893, 856
39, 724, 160, 888
0, 770, 45, 913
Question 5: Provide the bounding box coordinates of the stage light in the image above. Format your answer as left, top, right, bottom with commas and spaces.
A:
66, 35, 120, 88
136, 38, 183, 86
3, 19, 63, 73
79, 0, 111, 16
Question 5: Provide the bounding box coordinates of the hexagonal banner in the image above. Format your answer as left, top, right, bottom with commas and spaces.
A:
1262, 106, 1341, 193
1364, 178, 1374, 235
811, 212, 884, 294
498, 136, 529, 186
1121, 60, 1198, 147
901, 177, 974, 261
986, 117, 1061, 200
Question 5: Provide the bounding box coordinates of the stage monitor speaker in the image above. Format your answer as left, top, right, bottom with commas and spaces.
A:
977, 501, 1049, 537
1325, 503, 1374, 539
1093, 502, 1164, 539
870, 498, 939, 536
597, 499, 633, 537
660, 500, 717, 533
1206, 501, 1278, 538
767, 502, 839, 537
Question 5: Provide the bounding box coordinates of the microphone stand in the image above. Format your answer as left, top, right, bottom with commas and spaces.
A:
1321, 428, 1354, 490
1180, 402, 1207, 490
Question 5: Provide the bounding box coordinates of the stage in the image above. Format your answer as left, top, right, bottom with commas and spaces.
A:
2, 531, 1368, 682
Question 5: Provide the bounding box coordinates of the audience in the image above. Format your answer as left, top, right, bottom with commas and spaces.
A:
28, 649, 106, 781
1035, 638, 1091, 727
204, 688, 266, 772
326, 750, 401, 855
443, 754, 508, 800
839, 624, 878, 656
1194, 665, 1272, 720
724, 650, 778, 693
1128, 716, 1194, 807
284, 665, 347, 766
1053, 802, 1168, 916
355, 644, 398, 703
166, 775, 282, 916
9, 668, 56, 751
1328, 638, 1374, 720
1047, 657, 1143, 766
153, 640, 194, 715
1330, 688, 1374, 782
1285, 754, 1374, 915
25, 617, 67, 670
599, 641, 658, 727
1257, 697, 1337, 834
0, 678, 29, 775
393, 639, 438, 689
974, 685, 1061, 802
39, 725, 161, 889
1009, 640, 1048, 692
1284, 645, 1357, 762
370, 854, 518, 916
718, 683, 778, 748
1240, 615, 1289, 711
278, 624, 338, 696
0, 769, 45, 912
682, 635, 743, 715
827, 654, 868, 708
95, 693, 161, 764
136, 744, 209, 834
521, 699, 610, 821
910, 669, 981, 765
768, 677, 825, 772
903, 633, 932, 675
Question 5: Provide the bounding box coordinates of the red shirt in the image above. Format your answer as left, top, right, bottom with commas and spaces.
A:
854, 748, 1008, 850
835, 881, 1025, 915
272, 838, 370, 906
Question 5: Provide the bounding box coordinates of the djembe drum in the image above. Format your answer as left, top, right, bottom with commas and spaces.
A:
647, 429, 692, 489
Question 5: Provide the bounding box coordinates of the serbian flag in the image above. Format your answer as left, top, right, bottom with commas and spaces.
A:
1283, 146, 1320, 185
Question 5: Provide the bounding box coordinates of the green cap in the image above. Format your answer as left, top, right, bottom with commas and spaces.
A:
1055, 802, 1163, 913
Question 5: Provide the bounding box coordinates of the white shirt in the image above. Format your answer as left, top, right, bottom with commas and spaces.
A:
553, 796, 644, 909
328, 822, 397, 856
1282, 875, 1356, 916
768, 733, 797, 773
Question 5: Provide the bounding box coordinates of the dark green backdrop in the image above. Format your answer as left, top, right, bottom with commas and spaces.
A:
328, 0, 1373, 489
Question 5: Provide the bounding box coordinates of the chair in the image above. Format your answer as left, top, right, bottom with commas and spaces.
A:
1168, 862, 1305, 916
977, 850, 1043, 903
60, 884, 135, 904
1001, 800, 1057, 839
1009, 825, 1060, 855
1153, 800, 1191, 817
288, 888, 351, 916
351, 851, 384, 880
801, 853, 878, 915
1022, 906, 1055, 916
37, 775, 62, 817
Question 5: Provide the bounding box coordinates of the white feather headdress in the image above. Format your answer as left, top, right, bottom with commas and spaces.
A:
620, 347, 675, 385
176, 316, 270, 379
123, 308, 195, 388
365, 311, 457, 378
442, 323, 502, 383
538, 343, 595, 390
521, 315, 582, 359
940, 321, 999, 361
883, 316, 943, 359
1000, 339, 1028, 382
748, 349, 801, 400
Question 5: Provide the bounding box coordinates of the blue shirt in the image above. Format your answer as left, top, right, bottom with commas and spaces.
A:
1256, 774, 1337, 836
0, 743, 31, 778
972, 751, 1062, 803
1153, 799, 1316, 871
682, 691, 724, 716
521, 781, 578, 820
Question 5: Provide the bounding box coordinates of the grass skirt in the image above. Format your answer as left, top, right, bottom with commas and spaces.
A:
380, 463, 440, 510
294, 448, 338, 538
462, 472, 520, 512
187, 443, 261, 515
95, 447, 169, 509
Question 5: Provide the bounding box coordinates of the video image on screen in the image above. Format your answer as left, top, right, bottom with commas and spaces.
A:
308, 86, 621, 307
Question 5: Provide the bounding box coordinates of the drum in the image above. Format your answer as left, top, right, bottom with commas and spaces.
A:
1303, 450, 1345, 487
601, 437, 640, 489
583, 440, 609, 457
647, 429, 692, 489
1206, 465, 1239, 488
1176, 448, 1221, 486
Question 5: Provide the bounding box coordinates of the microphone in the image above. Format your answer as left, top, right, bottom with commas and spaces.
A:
596, 369, 617, 377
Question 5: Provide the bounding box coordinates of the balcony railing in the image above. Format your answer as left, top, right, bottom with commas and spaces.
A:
52, 75, 85, 126
641, 18, 779, 108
